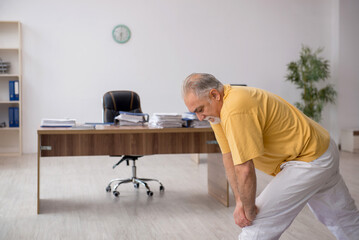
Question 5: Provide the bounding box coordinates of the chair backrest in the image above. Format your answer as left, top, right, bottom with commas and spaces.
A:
103, 91, 142, 123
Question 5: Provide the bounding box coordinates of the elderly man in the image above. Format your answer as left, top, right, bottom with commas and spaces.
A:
182, 73, 359, 240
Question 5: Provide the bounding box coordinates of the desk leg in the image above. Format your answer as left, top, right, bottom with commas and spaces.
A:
37, 134, 40, 214
207, 153, 229, 207
190, 154, 200, 164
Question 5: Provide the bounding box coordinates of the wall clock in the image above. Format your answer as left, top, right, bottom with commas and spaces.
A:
112, 24, 131, 44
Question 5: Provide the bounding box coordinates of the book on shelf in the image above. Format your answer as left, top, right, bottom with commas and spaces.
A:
9, 80, 19, 101
8, 107, 19, 127
0, 61, 10, 74
14, 107, 19, 127
9, 107, 14, 127
40, 118, 76, 127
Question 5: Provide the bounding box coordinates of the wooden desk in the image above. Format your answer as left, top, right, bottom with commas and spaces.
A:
37, 125, 229, 214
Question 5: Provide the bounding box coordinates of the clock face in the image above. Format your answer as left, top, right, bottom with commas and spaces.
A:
112, 25, 131, 44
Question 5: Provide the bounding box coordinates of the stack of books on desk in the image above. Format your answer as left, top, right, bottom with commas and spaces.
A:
182, 112, 211, 128
72, 123, 96, 129
41, 118, 76, 127
149, 113, 183, 128
191, 120, 211, 128
115, 112, 149, 126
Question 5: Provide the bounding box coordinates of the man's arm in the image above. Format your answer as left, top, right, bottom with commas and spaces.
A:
234, 158, 257, 221
222, 153, 242, 202
222, 153, 257, 227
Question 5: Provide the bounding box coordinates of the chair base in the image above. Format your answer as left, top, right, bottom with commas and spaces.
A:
106, 176, 164, 197
106, 158, 164, 197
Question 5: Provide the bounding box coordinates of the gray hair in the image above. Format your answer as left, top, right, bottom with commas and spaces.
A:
182, 73, 224, 99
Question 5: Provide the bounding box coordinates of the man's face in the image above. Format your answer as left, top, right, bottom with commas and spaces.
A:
184, 90, 221, 123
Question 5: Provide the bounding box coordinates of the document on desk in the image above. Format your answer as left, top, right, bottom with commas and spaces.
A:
182, 112, 211, 128
115, 112, 149, 126
71, 123, 96, 129
149, 113, 183, 128
40, 118, 76, 127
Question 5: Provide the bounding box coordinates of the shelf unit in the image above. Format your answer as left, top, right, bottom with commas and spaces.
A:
0, 21, 22, 156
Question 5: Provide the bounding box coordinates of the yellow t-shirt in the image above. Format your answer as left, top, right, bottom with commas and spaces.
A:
211, 85, 330, 176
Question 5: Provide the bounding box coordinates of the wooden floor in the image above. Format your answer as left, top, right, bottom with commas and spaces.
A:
0, 152, 358, 240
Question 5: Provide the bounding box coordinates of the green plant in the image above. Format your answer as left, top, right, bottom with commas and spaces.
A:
286, 46, 337, 122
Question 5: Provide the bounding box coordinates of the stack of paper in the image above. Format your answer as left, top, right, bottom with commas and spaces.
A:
115, 112, 148, 126
41, 118, 76, 127
182, 112, 197, 120
149, 113, 183, 128
72, 123, 96, 129
191, 120, 211, 128
182, 112, 211, 128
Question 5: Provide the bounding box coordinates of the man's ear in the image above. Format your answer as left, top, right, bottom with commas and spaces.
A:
209, 89, 221, 101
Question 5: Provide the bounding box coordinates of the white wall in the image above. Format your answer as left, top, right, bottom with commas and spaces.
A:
338, 0, 359, 135
0, 0, 339, 153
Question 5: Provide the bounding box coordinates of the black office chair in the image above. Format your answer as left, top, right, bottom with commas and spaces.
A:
103, 91, 164, 197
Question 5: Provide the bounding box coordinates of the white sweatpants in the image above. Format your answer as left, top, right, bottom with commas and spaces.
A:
239, 139, 359, 240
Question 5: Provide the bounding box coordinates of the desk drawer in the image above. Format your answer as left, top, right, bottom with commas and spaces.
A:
40, 132, 221, 157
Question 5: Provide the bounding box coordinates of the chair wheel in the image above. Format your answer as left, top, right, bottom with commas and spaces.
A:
147, 191, 153, 196
106, 186, 111, 192
134, 183, 140, 188
113, 191, 120, 197
160, 186, 165, 191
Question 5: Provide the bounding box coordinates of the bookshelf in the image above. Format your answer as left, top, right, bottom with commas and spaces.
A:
0, 21, 22, 156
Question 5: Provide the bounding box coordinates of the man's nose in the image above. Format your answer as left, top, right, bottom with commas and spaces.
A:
196, 113, 205, 121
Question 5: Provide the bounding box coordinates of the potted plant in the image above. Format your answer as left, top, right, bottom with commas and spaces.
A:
286, 46, 337, 122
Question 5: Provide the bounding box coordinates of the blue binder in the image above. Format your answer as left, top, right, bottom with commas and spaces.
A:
9, 81, 14, 101
14, 107, 19, 127
8, 107, 19, 127
14, 81, 19, 101
9, 107, 15, 127
9, 80, 19, 101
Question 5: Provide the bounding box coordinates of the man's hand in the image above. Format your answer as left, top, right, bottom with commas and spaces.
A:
234, 202, 251, 228
221, 154, 258, 228
233, 202, 258, 228
234, 160, 258, 227
245, 204, 259, 222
